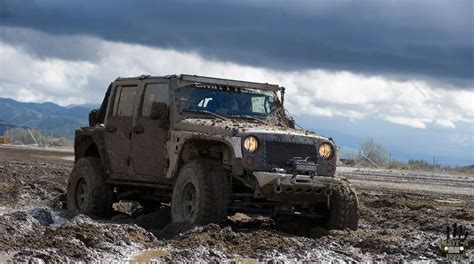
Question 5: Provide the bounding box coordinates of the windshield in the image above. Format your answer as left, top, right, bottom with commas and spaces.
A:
177, 86, 278, 118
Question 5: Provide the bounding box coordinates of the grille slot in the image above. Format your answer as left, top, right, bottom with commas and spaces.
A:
265, 141, 317, 165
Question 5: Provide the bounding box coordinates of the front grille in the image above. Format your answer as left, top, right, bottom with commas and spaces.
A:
266, 141, 317, 165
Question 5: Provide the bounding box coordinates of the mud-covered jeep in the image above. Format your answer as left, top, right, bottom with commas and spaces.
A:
67, 74, 358, 230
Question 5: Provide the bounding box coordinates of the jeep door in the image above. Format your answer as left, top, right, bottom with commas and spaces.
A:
104, 80, 140, 178
131, 78, 170, 181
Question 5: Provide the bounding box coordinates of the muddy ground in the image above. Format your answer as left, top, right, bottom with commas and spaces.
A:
0, 145, 472, 262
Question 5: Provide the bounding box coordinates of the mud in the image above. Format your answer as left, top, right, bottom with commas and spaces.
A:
0, 211, 157, 262
0, 145, 70, 211
0, 145, 473, 262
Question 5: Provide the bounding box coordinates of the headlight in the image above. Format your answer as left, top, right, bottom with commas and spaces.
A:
243, 136, 259, 153
319, 143, 333, 159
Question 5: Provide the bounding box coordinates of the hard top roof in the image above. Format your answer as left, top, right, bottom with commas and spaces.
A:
114, 74, 281, 91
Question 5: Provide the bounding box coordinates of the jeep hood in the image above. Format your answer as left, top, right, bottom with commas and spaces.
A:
174, 118, 330, 141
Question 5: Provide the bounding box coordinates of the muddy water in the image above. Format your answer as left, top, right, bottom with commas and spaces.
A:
129, 249, 170, 263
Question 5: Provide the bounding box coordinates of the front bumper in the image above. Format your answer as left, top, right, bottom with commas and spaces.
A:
252, 171, 344, 202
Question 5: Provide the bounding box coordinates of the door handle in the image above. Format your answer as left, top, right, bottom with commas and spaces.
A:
106, 125, 117, 133
133, 125, 144, 134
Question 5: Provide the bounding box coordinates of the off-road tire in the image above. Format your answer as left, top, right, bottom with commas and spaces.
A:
67, 157, 113, 217
171, 159, 229, 225
327, 181, 359, 230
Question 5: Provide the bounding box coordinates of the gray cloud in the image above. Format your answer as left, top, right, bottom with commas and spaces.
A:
0, 27, 101, 61
1, 33, 472, 131
1, 0, 472, 87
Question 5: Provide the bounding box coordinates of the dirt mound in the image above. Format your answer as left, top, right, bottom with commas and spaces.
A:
0, 210, 158, 262
0, 211, 46, 250
156, 223, 356, 262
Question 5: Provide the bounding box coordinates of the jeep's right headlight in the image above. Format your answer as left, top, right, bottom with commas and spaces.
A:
319, 143, 333, 159
243, 136, 259, 153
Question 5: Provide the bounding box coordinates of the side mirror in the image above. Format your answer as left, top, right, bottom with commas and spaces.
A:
88, 109, 98, 127
150, 102, 169, 120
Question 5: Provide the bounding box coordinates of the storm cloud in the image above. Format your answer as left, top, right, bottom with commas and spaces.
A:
1, 0, 472, 86
1, 30, 472, 132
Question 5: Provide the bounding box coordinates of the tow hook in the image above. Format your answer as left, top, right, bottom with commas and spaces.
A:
325, 188, 333, 197
274, 178, 282, 193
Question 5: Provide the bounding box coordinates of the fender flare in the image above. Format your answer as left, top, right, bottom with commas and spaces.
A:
166, 134, 242, 178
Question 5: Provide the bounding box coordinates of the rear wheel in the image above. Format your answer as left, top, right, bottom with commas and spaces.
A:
171, 159, 229, 224
67, 157, 113, 217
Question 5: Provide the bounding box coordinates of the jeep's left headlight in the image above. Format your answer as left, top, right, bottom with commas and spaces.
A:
319, 143, 333, 159
243, 136, 259, 153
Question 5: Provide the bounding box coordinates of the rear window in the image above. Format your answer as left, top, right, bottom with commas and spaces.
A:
112, 86, 138, 117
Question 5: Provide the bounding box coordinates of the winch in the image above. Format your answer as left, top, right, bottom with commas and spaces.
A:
286, 157, 318, 176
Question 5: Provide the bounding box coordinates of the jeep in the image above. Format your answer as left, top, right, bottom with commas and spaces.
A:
67, 74, 358, 230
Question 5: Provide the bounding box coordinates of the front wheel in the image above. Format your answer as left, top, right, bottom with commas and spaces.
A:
171, 159, 229, 225
327, 182, 359, 230
66, 157, 113, 217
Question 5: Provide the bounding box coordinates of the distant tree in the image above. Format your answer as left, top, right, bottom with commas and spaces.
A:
8, 128, 31, 144
408, 159, 437, 170
6, 127, 72, 147
359, 137, 389, 166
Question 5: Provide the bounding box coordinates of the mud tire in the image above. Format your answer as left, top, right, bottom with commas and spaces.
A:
67, 157, 113, 217
171, 159, 229, 225
327, 182, 359, 230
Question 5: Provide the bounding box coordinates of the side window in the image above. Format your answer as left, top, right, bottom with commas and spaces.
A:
112, 85, 138, 117
141, 83, 169, 116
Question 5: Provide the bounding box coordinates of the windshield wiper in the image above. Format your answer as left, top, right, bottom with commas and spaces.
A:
230, 114, 269, 125
183, 108, 227, 120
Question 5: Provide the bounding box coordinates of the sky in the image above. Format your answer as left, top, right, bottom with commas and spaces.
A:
0, 0, 473, 165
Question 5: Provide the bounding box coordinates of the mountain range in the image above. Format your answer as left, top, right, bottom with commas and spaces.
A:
0, 98, 93, 138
